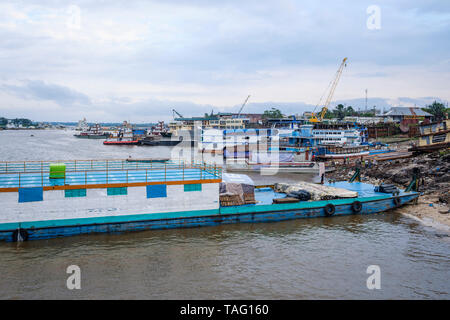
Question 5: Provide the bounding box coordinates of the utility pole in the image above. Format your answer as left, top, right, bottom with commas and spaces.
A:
365, 89, 368, 112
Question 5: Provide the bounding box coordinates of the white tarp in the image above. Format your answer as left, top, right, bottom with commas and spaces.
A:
222, 173, 255, 186
274, 181, 357, 200
250, 152, 294, 164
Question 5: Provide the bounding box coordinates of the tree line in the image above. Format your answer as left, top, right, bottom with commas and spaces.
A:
0, 117, 35, 127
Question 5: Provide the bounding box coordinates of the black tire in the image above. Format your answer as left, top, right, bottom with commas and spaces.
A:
324, 203, 335, 216
352, 201, 362, 213
12, 229, 28, 242
393, 197, 401, 206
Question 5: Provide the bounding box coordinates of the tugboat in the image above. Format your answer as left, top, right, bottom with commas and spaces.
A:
74, 124, 110, 139
103, 127, 139, 145
138, 121, 182, 146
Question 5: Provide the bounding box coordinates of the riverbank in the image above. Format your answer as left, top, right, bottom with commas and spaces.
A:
326, 147, 450, 228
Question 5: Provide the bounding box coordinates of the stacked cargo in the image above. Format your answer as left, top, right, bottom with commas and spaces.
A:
219, 173, 256, 207
274, 182, 357, 201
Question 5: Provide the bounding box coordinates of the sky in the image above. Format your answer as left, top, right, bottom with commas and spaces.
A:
0, 0, 449, 122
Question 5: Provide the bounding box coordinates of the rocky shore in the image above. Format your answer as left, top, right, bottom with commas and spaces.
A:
326, 150, 450, 229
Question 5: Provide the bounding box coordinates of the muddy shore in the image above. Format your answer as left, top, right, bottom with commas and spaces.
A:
326, 147, 450, 229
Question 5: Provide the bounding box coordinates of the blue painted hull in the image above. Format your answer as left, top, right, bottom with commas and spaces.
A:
0, 192, 419, 242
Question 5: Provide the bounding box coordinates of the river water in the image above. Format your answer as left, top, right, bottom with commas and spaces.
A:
0, 130, 449, 299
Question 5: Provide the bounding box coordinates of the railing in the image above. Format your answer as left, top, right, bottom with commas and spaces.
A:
0, 160, 222, 190
0, 159, 194, 174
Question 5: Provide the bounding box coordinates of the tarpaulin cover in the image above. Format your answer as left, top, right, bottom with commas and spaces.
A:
222, 173, 254, 185
220, 173, 255, 204
250, 152, 294, 164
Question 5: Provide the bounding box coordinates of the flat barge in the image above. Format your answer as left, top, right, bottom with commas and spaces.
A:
103, 140, 139, 145
0, 159, 419, 242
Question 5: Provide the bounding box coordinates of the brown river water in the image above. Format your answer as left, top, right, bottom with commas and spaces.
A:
0, 130, 449, 299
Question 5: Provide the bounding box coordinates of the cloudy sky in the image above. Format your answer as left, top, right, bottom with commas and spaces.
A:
0, 0, 449, 122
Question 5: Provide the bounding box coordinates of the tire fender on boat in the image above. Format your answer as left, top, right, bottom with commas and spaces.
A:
351, 201, 362, 213
12, 228, 28, 242
393, 197, 401, 206
324, 203, 336, 216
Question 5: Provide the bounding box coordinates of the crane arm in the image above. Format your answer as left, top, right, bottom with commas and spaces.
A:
172, 109, 184, 119
310, 58, 348, 122
237, 95, 251, 116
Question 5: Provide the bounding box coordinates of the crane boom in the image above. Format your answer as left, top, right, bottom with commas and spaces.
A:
310, 58, 348, 123
172, 109, 184, 119
237, 95, 251, 117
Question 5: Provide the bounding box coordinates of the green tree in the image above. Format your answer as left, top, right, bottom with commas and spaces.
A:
345, 106, 356, 116
0, 117, 7, 126
11, 118, 33, 127
333, 104, 346, 120
423, 101, 446, 121
262, 108, 283, 119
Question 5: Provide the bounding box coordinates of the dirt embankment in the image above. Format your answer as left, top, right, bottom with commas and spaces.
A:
327, 150, 450, 229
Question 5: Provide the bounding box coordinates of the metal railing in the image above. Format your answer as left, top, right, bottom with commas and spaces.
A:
0, 159, 197, 174
0, 160, 222, 190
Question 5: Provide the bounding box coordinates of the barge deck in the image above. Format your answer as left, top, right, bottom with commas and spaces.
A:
0, 159, 419, 242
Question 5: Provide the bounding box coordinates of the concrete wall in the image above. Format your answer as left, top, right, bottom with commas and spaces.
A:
0, 183, 219, 224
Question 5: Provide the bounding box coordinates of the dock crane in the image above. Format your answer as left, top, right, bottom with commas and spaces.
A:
172, 109, 184, 119
310, 57, 348, 123
237, 95, 251, 117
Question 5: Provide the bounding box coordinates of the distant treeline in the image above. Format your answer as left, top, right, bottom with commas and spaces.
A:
0, 117, 35, 127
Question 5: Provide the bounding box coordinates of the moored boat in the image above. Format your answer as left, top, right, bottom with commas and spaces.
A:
138, 135, 182, 146
74, 124, 110, 139
103, 139, 139, 145
0, 159, 419, 242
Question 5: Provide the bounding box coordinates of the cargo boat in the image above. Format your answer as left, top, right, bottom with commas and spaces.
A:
0, 159, 419, 242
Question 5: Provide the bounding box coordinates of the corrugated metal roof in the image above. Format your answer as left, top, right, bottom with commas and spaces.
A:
384, 107, 432, 117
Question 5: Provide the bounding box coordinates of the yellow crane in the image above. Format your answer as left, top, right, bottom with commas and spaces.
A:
309, 57, 348, 123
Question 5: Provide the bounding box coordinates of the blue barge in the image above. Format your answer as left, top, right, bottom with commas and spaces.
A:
0, 159, 419, 242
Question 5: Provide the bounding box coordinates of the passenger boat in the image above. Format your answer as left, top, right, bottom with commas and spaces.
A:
0, 159, 419, 242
